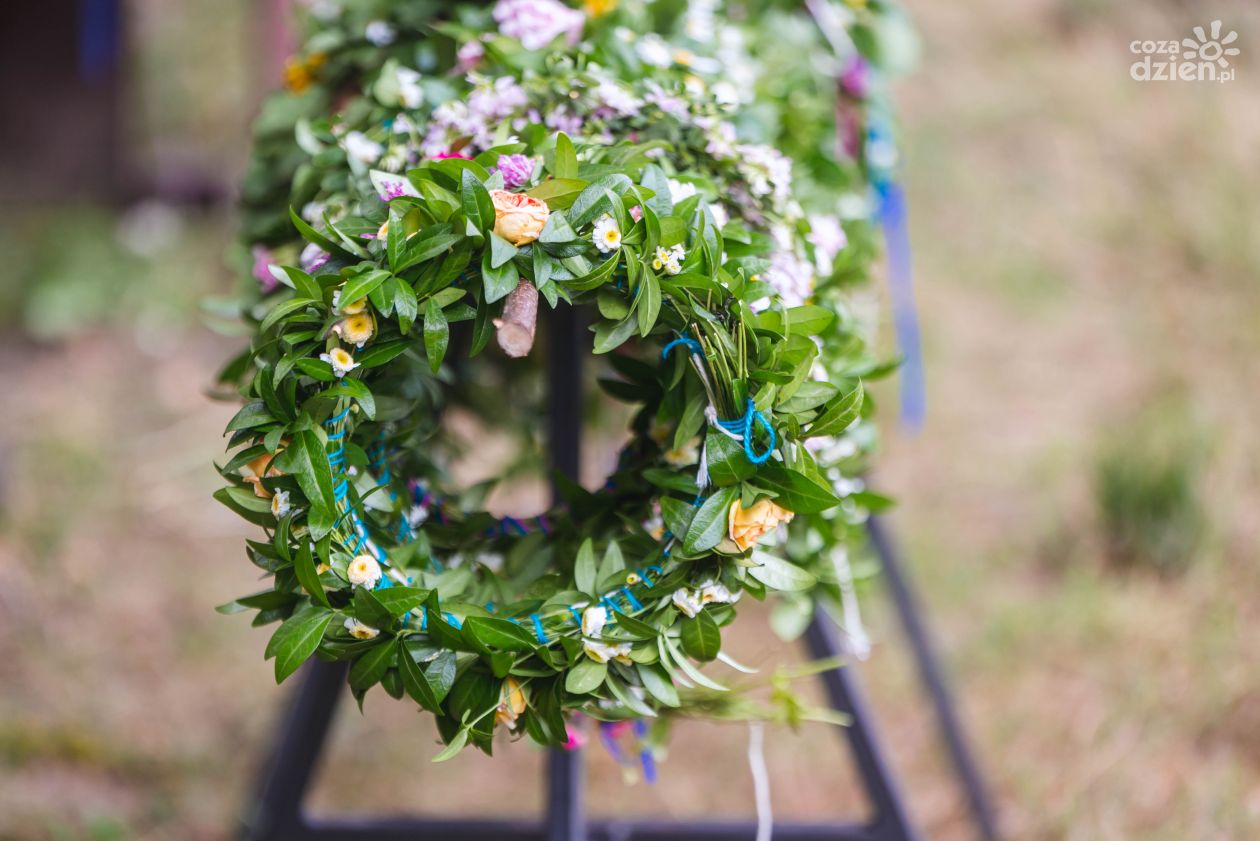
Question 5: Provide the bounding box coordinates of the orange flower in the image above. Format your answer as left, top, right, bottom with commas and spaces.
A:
491, 190, 550, 246
725, 498, 794, 552
496, 677, 527, 728
242, 448, 284, 499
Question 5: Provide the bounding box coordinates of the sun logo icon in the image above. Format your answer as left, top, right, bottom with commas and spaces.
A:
1182, 20, 1240, 68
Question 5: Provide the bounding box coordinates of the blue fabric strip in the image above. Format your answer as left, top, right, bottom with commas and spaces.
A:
875, 178, 926, 429
660, 336, 702, 358
531, 613, 547, 643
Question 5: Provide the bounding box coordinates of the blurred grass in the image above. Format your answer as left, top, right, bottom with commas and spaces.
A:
3, 0, 1260, 839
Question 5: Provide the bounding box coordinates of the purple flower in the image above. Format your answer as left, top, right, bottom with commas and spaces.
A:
300, 242, 330, 273
494, 154, 536, 189
493, 0, 585, 51
840, 55, 869, 100
252, 246, 279, 293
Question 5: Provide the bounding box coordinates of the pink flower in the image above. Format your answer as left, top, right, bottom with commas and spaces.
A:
494, 153, 536, 189
493, 0, 585, 51
435, 151, 472, 160
252, 246, 279, 293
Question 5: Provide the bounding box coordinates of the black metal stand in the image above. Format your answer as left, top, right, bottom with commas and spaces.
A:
239, 304, 999, 841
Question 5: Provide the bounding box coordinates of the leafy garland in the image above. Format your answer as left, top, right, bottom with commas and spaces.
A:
217, 0, 909, 759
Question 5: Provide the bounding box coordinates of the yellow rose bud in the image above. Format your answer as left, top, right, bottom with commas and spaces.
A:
242, 445, 286, 499
491, 190, 550, 246
726, 498, 794, 552
496, 676, 527, 728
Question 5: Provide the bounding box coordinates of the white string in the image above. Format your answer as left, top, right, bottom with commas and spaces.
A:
831, 547, 871, 660
748, 721, 773, 841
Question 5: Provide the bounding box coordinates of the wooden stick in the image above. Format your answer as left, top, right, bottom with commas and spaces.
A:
494, 278, 539, 358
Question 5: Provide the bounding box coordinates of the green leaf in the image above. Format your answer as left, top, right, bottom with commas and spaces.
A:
293, 540, 329, 607
592, 315, 637, 354
640, 164, 673, 217
266, 606, 334, 683
226, 400, 272, 432
397, 640, 441, 711
637, 664, 680, 707
488, 231, 518, 269
348, 640, 395, 691
352, 588, 394, 630
338, 269, 393, 310
538, 210, 579, 243
273, 429, 336, 518
754, 305, 836, 337
748, 551, 817, 591
659, 496, 697, 538
682, 486, 738, 554
807, 382, 864, 438
528, 179, 587, 211
395, 230, 463, 273
574, 538, 597, 594
636, 271, 661, 337
755, 464, 841, 514
565, 657, 607, 695
680, 610, 721, 662
373, 586, 430, 617
464, 616, 539, 651
395, 279, 419, 333
431, 727, 468, 762
461, 169, 495, 234
259, 297, 316, 335
322, 378, 375, 420
289, 207, 353, 259
423, 297, 449, 373
704, 430, 755, 487
554, 132, 578, 180
271, 265, 323, 300
481, 248, 519, 303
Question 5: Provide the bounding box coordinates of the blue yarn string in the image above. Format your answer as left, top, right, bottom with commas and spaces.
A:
661, 336, 702, 359
530, 613, 547, 644
716, 398, 776, 464
620, 588, 643, 611
327, 406, 352, 425
633, 719, 657, 783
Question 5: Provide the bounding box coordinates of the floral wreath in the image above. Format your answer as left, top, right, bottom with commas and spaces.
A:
218, 0, 906, 761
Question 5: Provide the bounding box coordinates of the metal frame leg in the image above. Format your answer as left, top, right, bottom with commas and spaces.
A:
866, 517, 1002, 841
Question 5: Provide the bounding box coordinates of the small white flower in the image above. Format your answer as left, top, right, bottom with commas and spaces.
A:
300, 201, 327, 223
592, 214, 622, 253
271, 490, 291, 519
364, 20, 396, 46
476, 551, 504, 572
346, 554, 381, 588
344, 617, 380, 640
709, 203, 730, 229
652, 244, 685, 276
320, 347, 360, 377
408, 504, 430, 528
592, 80, 642, 117
637, 34, 672, 68
663, 438, 699, 467
712, 81, 740, 109
699, 580, 739, 606
672, 588, 704, 618
343, 131, 384, 165
396, 66, 424, 109
808, 214, 848, 274
584, 639, 633, 664
581, 605, 608, 637
668, 178, 698, 205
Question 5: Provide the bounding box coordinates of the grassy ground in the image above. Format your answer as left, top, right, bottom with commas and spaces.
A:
3, 0, 1260, 838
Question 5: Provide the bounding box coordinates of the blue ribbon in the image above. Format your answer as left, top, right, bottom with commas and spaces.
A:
717, 398, 776, 464
874, 176, 926, 429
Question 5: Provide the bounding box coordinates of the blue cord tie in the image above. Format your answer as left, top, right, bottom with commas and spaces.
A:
717, 398, 776, 464
326, 406, 352, 425
661, 336, 702, 359
569, 606, 583, 625
326, 430, 346, 441
620, 588, 643, 611
530, 613, 547, 644
333, 478, 350, 502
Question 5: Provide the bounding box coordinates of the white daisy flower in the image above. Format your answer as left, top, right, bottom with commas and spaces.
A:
592, 214, 622, 253
347, 554, 382, 588
663, 438, 699, 467
581, 605, 608, 637
343, 131, 384, 165
271, 490, 292, 519
344, 618, 380, 640
652, 244, 685, 276
320, 347, 359, 377
364, 20, 396, 46
583, 639, 633, 664
672, 588, 704, 618
637, 34, 672, 68
699, 580, 739, 606
408, 504, 430, 528
668, 178, 697, 204
396, 66, 424, 109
